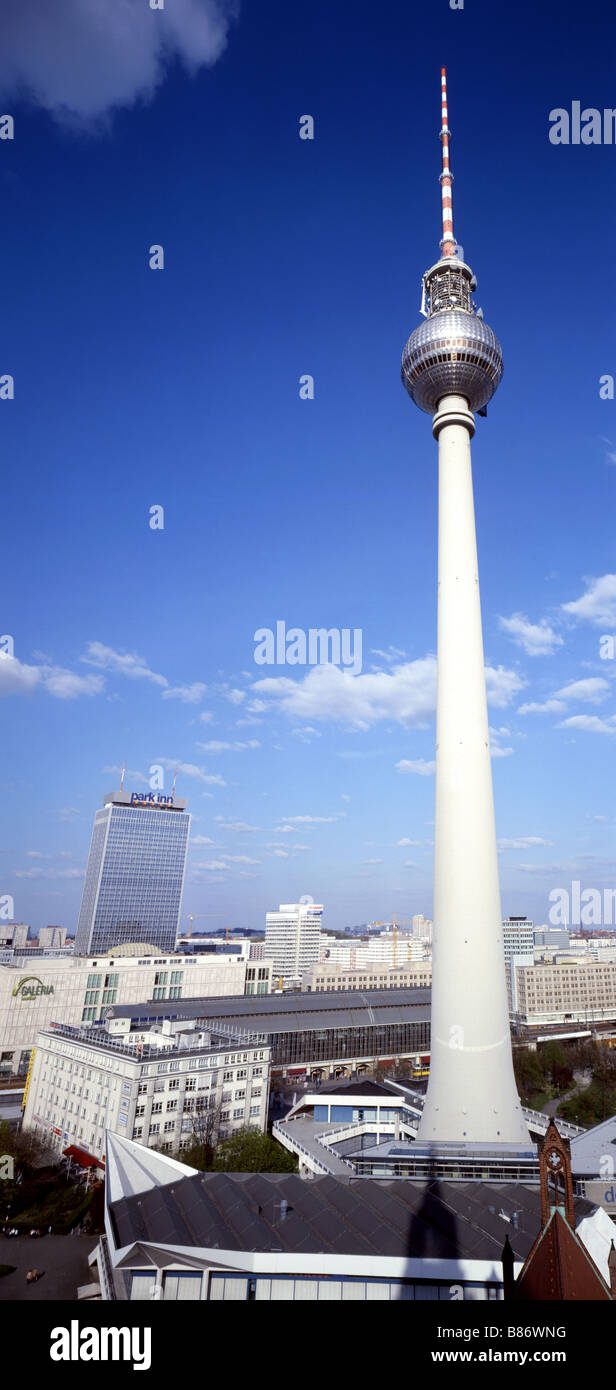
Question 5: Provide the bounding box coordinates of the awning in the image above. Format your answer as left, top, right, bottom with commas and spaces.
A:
62, 1145, 105, 1170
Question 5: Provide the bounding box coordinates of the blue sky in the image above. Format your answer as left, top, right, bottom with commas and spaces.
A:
1, 0, 616, 935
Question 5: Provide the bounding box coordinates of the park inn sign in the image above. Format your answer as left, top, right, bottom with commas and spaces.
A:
12, 975, 55, 1001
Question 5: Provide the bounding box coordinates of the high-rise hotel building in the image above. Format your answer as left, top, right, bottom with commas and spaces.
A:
264, 903, 323, 985
74, 791, 190, 956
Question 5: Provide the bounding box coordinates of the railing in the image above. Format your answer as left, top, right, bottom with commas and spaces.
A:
522, 1106, 584, 1137
96, 1235, 116, 1301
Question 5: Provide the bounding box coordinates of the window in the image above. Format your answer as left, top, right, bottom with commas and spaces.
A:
168, 1079, 179, 1090
166, 1099, 177, 1112
149, 1123, 160, 1135
185, 1078, 196, 1092
130, 1272, 157, 1301
151, 1102, 163, 1114
233, 1108, 244, 1120
164, 1121, 175, 1133
163, 1272, 202, 1301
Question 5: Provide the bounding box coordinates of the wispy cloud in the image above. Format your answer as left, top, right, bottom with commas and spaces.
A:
162, 683, 208, 704
82, 641, 167, 687
498, 613, 563, 657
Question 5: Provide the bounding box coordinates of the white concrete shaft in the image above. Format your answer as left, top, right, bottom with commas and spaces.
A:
418, 394, 530, 1145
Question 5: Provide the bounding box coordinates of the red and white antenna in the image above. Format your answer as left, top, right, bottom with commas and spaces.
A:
171, 765, 178, 798
119, 761, 126, 791
439, 67, 456, 258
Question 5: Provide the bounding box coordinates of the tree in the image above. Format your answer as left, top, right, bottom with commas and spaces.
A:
211, 1127, 298, 1173
178, 1096, 224, 1172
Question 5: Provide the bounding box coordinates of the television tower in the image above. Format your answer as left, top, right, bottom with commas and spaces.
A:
401, 70, 529, 1145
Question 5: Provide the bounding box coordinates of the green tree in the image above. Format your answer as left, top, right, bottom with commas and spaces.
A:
211, 1128, 298, 1173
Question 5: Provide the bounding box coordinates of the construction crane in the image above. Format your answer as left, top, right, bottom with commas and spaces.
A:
180, 913, 227, 939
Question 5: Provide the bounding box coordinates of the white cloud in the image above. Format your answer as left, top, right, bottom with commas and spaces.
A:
553, 677, 609, 704
484, 666, 527, 706
562, 574, 616, 627
365, 858, 384, 865
226, 688, 246, 705
498, 613, 563, 656
397, 837, 422, 846
403, 860, 420, 869
197, 739, 260, 753
0, 655, 103, 699
162, 683, 208, 704
15, 865, 84, 879
518, 699, 566, 716
156, 757, 225, 786
272, 849, 288, 858
41, 666, 103, 698
253, 656, 523, 729
190, 835, 217, 846
254, 658, 437, 730
558, 714, 616, 735
291, 727, 322, 743
214, 819, 259, 832
0, 0, 237, 124
396, 759, 436, 776
281, 815, 339, 824
497, 837, 552, 851
0, 655, 41, 696
82, 641, 167, 687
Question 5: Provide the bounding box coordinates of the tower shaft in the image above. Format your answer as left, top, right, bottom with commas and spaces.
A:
417, 396, 528, 1143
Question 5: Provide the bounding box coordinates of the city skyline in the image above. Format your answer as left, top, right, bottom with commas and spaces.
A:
2, 0, 616, 936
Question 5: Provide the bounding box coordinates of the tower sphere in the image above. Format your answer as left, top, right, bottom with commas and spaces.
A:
401, 306, 503, 415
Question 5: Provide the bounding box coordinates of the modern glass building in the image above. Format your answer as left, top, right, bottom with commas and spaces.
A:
74, 791, 190, 955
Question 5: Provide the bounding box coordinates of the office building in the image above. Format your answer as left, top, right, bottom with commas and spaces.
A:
23, 1014, 271, 1162
264, 903, 323, 984
74, 789, 190, 955
514, 959, 616, 1026
0, 949, 251, 1077
302, 961, 432, 993
39, 926, 68, 950
502, 918, 534, 1011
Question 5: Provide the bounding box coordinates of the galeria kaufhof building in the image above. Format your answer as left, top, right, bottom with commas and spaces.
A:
106, 988, 432, 1078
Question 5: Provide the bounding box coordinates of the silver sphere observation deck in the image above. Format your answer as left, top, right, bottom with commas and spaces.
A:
401, 257, 503, 415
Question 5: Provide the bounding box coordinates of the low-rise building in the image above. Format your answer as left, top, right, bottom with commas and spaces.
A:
93, 1132, 616, 1302
23, 1015, 271, 1162
301, 962, 432, 993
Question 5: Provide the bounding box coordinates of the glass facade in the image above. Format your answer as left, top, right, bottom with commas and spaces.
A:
75, 799, 190, 955
265, 1019, 429, 1066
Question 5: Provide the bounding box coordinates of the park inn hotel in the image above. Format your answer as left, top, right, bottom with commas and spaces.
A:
74, 790, 191, 956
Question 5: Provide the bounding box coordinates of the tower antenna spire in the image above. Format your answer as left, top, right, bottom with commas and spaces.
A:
439, 67, 456, 258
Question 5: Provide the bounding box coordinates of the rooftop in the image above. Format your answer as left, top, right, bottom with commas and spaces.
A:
107, 987, 431, 1033
107, 1152, 599, 1267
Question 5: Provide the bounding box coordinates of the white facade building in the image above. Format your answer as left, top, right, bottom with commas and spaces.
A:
0, 950, 253, 1077
23, 1016, 271, 1162
264, 904, 323, 984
